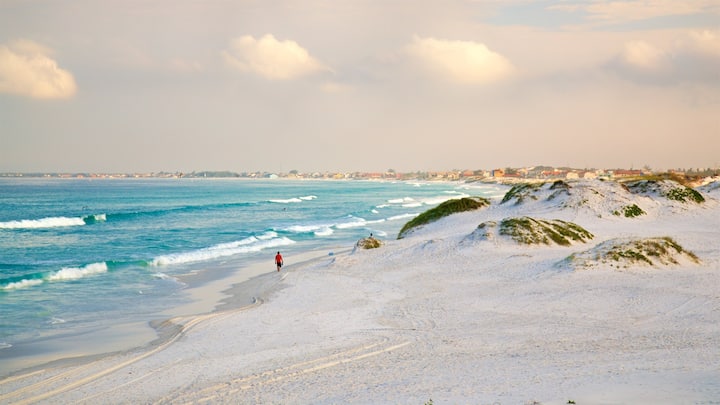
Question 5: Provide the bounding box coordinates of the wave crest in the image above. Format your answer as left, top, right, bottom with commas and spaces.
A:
151, 233, 295, 266
0, 214, 106, 229
269, 195, 318, 204
48, 262, 109, 281
1, 262, 109, 290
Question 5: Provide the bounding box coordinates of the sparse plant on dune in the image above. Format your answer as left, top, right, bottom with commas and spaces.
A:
356, 236, 383, 249
500, 183, 544, 205
666, 187, 704, 203
398, 197, 490, 239
499, 216, 593, 246
613, 204, 646, 218
624, 179, 705, 204
566, 236, 700, 270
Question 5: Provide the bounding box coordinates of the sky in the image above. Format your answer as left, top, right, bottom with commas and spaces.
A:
1, 0, 719, 173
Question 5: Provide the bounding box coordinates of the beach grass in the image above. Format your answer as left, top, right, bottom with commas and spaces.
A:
499, 216, 593, 246
397, 197, 490, 239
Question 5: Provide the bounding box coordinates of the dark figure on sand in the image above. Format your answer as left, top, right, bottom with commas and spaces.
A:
275, 251, 283, 272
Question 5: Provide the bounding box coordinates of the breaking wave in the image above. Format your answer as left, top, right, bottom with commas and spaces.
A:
151, 232, 295, 266
0, 214, 106, 229
1, 262, 109, 290
269, 195, 318, 204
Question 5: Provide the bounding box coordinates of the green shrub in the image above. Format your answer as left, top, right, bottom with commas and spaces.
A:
607, 237, 699, 266
569, 236, 700, 270
500, 183, 544, 204
499, 216, 593, 246
613, 204, 646, 217
665, 187, 705, 203
397, 197, 490, 239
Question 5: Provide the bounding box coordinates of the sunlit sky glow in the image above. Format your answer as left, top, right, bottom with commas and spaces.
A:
1, 1, 718, 173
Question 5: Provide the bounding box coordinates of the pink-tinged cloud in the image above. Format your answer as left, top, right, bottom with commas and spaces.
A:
223, 34, 329, 80
0, 40, 77, 99
405, 36, 514, 84
611, 30, 720, 84
620, 40, 668, 71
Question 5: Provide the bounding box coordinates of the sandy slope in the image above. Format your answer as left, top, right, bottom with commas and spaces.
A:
2, 179, 719, 404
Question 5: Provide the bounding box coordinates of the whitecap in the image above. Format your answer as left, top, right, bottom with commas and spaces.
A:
286, 224, 325, 233
83, 213, 107, 223
387, 213, 419, 221
314, 227, 334, 237
1, 278, 44, 290
0, 342, 12, 350
256, 231, 278, 240
48, 262, 108, 281
152, 236, 295, 266
0, 216, 85, 229
335, 216, 367, 229
269, 198, 302, 204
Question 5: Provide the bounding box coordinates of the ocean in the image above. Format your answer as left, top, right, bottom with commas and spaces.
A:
0, 178, 503, 375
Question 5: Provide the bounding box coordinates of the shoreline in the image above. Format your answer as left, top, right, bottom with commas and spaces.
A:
0, 247, 347, 404
0, 247, 338, 380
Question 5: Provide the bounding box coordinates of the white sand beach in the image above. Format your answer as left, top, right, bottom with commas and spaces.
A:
2, 178, 719, 404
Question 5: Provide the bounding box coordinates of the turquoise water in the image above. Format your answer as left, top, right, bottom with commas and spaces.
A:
0, 178, 503, 374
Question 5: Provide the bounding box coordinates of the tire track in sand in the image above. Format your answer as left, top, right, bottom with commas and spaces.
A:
157, 339, 412, 404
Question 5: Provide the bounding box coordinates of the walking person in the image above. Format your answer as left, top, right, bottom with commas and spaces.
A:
275, 251, 283, 272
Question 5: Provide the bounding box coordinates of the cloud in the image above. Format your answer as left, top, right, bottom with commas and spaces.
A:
0, 40, 77, 99
685, 29, 720, 58
223, 34, 329, 80
620, 40, 668, 71
405, 36, 514, 84
610, 30, 720, 84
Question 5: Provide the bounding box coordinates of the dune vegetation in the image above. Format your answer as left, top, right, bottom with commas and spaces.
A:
500, 182, 545, 205
397, 197, 490, 239
566, 236, 700, 270
356, 236, 383, 249
624, 180, 705, 203
498, 216, 594, 246
613, 204, 646, 218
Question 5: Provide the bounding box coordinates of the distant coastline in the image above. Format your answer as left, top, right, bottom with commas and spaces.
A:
2, 166, 719, 182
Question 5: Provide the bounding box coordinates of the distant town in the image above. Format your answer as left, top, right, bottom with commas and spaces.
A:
2, 166, 718, 182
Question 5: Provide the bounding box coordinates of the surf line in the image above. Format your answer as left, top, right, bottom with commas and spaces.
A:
1, 298, 264, 405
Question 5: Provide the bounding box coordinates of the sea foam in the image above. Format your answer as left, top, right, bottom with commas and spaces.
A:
48, 262, 109, 281
1, 278, 44, 290
151, 234, 295, 266
269, 195, 317, 204
0, 214, 106, 229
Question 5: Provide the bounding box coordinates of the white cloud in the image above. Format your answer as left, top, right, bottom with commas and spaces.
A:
0, 40, 77, 99
620, 40, 668, 71
405, 36, 514, 84
223, 34, 329, 80
611, 31, 720, 84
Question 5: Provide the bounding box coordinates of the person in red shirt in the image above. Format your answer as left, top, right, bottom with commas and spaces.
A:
275, 251, 283, 272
